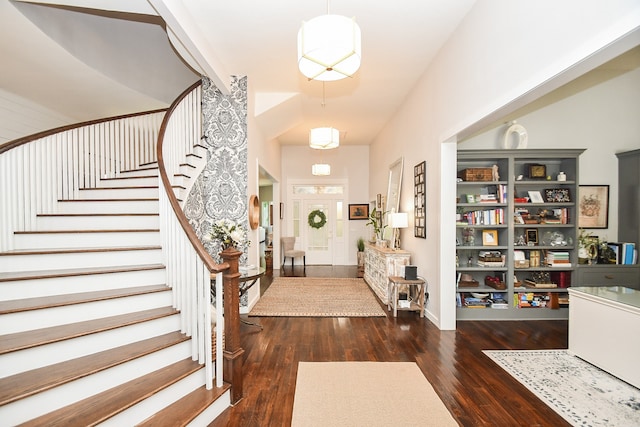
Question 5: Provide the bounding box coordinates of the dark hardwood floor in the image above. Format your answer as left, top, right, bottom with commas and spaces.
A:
211, 265, 570, 427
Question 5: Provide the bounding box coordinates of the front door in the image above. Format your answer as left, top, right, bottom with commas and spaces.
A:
289, 181, 347, 265
304, 200, 333, 264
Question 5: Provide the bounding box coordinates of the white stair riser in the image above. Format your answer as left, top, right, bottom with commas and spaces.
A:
172, 175, 190, 188
118, 168, 158, 178
187, 390, 231, 427
0, 269, 166, 300
77, 187, 159, 200
13, 231, 160, 250
97, 176, 158, 188
35, 214, 159, 230
56, 200, 159, 214
0, 342, 192, 426
102, 368, 207, 427
0, 314, 181, 378
0, 248, 163, 272
0, 291, 173, 334
173, 187, 185, 201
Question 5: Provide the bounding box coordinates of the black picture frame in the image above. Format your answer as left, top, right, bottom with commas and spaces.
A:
544, 188, 571, 203
348, 204, 369, 220
525, 228, 538, 245
414, 161, 426, 238
578, 185, 609, 229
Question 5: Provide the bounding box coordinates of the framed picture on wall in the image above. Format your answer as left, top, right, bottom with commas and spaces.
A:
348, 204, 369, 220
414, 161, 426, 238
578, 185, 609, 229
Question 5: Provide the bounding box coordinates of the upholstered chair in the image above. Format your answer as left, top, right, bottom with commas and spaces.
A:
281, 237, 305, 267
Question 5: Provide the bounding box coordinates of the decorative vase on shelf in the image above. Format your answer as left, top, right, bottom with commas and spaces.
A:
376, 239, 388, 248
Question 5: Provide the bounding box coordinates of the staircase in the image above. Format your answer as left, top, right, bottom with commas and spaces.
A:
0, 86, 234, 425
0, 161, 230, 426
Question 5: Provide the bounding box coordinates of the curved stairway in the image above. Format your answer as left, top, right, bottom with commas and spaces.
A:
0, 164, 229, 426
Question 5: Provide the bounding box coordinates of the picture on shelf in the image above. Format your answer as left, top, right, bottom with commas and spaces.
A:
526, 228, 538, 245
482, 229, 498, 246
528, 191, 544, 203
544, 188, 571, 203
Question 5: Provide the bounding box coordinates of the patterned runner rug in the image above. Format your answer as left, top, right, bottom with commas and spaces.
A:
484, 349, 640, 426
291, 362, 457, 426
248, 277, 387, 317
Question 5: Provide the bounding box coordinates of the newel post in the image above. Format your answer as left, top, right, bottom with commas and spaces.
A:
219, 246, 244, 404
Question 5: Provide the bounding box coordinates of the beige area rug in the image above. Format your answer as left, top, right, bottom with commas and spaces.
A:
291, 362, 457, 427
248, 277, 387, 317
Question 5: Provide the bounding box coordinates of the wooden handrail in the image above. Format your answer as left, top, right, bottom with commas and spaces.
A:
0, 109, 167, 155
156, 81, 228, 274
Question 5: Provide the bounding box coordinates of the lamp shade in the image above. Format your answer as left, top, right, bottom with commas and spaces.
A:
298, 14, 361, 81
309, 127, 339, 149
389, 212, 408, 229
312, 163, 331, 175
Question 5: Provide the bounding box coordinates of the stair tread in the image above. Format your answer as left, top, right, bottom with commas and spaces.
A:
20, 358, 202, 427
0, 284, 170, 314
100, 175, 158, 180
14, 229, 160, 235
0, 263, 165, 282
137, 384, 231, 427
37, 213, 159, 217
0, 331, 189, 406
79, 186, 159, 190
0, 306, 178, 355
57, 198, 159, 202
1, 245, 161, 255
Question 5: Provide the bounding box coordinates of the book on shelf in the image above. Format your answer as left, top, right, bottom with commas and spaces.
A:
546, 251, 570, 267
607, 242, 638, 264
462, 208, 505, 225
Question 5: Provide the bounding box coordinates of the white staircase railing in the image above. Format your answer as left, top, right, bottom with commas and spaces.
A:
157, 82, 226, 390
0, 81, 228, 391
0, 111, 165, 252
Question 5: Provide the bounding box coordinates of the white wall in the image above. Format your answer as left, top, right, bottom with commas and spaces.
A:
460, 66, 640, 243
370, 0, 640, 329
281, 144, 370, 265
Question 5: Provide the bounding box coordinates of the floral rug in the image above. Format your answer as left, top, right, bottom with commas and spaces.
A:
483, 349, 640, 426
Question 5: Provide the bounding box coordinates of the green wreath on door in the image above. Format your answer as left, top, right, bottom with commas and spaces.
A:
308, 209, 327, 229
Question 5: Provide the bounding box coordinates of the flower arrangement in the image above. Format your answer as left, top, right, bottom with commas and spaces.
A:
210, 219, 250, 250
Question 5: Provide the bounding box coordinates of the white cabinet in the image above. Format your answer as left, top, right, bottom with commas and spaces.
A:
363, 243, 410, 304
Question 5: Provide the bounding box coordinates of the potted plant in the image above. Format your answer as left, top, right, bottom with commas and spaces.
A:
366, 207, 388, 247
356, 237, 365, 277
578, 228, 599, 264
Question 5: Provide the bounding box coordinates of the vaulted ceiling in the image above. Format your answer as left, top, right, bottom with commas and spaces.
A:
2, 0, 476, 145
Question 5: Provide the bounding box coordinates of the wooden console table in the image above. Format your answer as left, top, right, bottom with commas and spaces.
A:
363, 243, 411, 304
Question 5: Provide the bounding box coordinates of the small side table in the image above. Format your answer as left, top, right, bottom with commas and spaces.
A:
388, 276, 426, 317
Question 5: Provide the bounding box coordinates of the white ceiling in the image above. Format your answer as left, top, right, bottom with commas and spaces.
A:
1, 0, 476, 145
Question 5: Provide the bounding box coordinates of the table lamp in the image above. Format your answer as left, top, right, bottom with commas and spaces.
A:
388, 212, 408, 250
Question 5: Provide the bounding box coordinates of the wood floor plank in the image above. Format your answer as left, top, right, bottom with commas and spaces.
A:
209, 266, 571, 427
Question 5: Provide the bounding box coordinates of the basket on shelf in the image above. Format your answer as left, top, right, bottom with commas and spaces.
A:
458, 168, 493, 182
485, 276, 506, 290
458, 273, 479, 288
